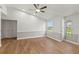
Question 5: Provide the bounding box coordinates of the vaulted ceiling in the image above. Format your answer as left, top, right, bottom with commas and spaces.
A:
5, 4, 79, 20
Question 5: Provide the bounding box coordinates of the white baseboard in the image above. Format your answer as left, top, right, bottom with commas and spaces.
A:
47, 36, 62, 42
65, 40, 79, 45
17, 36, 45, 40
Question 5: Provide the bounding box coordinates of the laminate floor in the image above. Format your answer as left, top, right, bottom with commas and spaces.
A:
0, 37, 79, 54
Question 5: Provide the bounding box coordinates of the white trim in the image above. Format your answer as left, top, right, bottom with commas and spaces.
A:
47, 35, 62, 42
65, 40, 79, 45
61, 17, 65, 41
0, 44, 1, 47
17, 36, 46, 40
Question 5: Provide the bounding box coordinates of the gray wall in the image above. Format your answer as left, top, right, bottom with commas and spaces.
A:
2, 7, 46, 39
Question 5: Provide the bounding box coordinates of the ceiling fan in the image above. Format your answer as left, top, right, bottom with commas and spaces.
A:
33, 4, 47, 13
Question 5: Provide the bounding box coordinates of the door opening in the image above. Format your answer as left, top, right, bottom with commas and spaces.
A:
1, 19, 17, 40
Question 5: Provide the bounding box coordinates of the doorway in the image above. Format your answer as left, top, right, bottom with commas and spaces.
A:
1, 20, 17, 40
64, 20, 73, 40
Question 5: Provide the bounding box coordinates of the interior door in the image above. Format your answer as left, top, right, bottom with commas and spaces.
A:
1, 20, 17, 39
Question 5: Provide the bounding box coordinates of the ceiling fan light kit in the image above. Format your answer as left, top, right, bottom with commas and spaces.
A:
36, 9, 40, 12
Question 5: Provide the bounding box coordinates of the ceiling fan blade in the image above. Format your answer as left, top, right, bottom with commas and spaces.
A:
41, 11, 45, 13
37, 4, 39, 7
40, 6, 47, 9
33, 4, 38, 9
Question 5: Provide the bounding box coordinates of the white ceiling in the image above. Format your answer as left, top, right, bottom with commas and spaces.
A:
5, 4, 79, 20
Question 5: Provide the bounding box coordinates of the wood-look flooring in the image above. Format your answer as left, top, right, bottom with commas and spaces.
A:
0, 37, 79, 54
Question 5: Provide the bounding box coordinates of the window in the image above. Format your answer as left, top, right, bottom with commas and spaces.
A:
66, 21, 72, 37
47, 20, 54, 32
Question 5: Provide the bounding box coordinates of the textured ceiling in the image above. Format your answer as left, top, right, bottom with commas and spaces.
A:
5, 4, 79, 20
